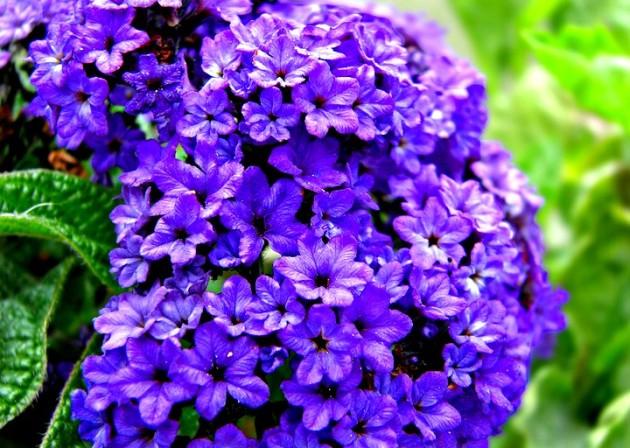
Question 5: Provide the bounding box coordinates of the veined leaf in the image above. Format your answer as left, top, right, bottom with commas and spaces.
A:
0, 258, 76, 427
0, 170, 118, 290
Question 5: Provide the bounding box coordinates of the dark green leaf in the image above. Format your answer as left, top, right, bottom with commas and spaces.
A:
0, 253, 34, 296
0, 258, 76, 427
0, 170, 119, 290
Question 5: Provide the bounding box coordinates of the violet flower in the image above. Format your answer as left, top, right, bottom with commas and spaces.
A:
140, 194, 216, 265
293, 62, 360, 138
172, 322, 269, 420
279, 305, 361, 385
275, 236, 373, 307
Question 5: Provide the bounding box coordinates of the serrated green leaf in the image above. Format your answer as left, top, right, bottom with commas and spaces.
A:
0, 258, 76, 427
40, 335, 99, 448
0, 170, 119, 290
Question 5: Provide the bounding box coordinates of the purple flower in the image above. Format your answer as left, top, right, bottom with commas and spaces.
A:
345, 158, 378, 210
29, 25, 74, 87
208, 230, 246, 268
0, 0, 40, 46
279, 305, 361, 385
275, 236, 373, 307
168, 255, 209, 294
311, 189, 357, 239
341, 284, 412, 372
410, 268, 466, 320
241, 87, 300, 142
140, 194, 216, 265
282, 362, 362, 430
388, 79, 422, 136
110, 186, 152, 243
94, 286, 167, 350
87, 114, 144, 179
110, 235, 149, 288
269, 132, 347, 192
439, 177, 503, 233
374, 261, 409, 303
398, 372, 461, 441
222, 166, 306, 258
394, 197, 472, 269
73, 8, 148, 74
111, 404, 178, 448
205, 275, 255, 337
262, 423, 323, 448
452, 242, 502, 299
71, 390, 112, 448
201, 31, 241, 90
149, 289, 206, 340
332, 390, 398, 447
177, 89, 236, 145
151, 156, 243, 219
227, 68, 257, 98
292, 62, 359, 138
353, 64, 394, 141
390, 131, 435, 174
249, 31, 317, 88
443, 343, 481, 388
260, 346, 289, 374
449, 300, 505, 353
123, 54, 183, 114
82, 348, 127, 411
38, 66, 109, 148
173, 322, 269, 420
189, 424, 255, 448
200, 0, 252, 21
248, 275, 305, 335
118, 140, 166, 188
113, 338, 194, 425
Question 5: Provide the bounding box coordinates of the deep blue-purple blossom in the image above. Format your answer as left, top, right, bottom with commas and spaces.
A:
279, 305, 361, 385
172, 322, 269, 420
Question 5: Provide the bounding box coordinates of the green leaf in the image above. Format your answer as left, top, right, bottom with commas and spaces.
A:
40, 335, 99, 448
524, 25, 630, 130
177, 406, 200, 439
0, 258, 76, 427
0, 170, 118, 290
0, 253, 35, 296
589, 392, 630, 448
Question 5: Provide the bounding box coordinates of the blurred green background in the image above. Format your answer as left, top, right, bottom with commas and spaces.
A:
388, 0, 630, 446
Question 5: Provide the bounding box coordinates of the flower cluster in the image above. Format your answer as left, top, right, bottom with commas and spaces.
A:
30, 1, 567, 446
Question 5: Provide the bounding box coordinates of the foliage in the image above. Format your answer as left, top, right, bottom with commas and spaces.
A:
0, 258, 75, 426
0, 170, 118, 290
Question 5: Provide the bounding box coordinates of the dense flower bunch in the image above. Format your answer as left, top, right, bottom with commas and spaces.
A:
29, 0, 568, 446
1, 0, 76, 172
